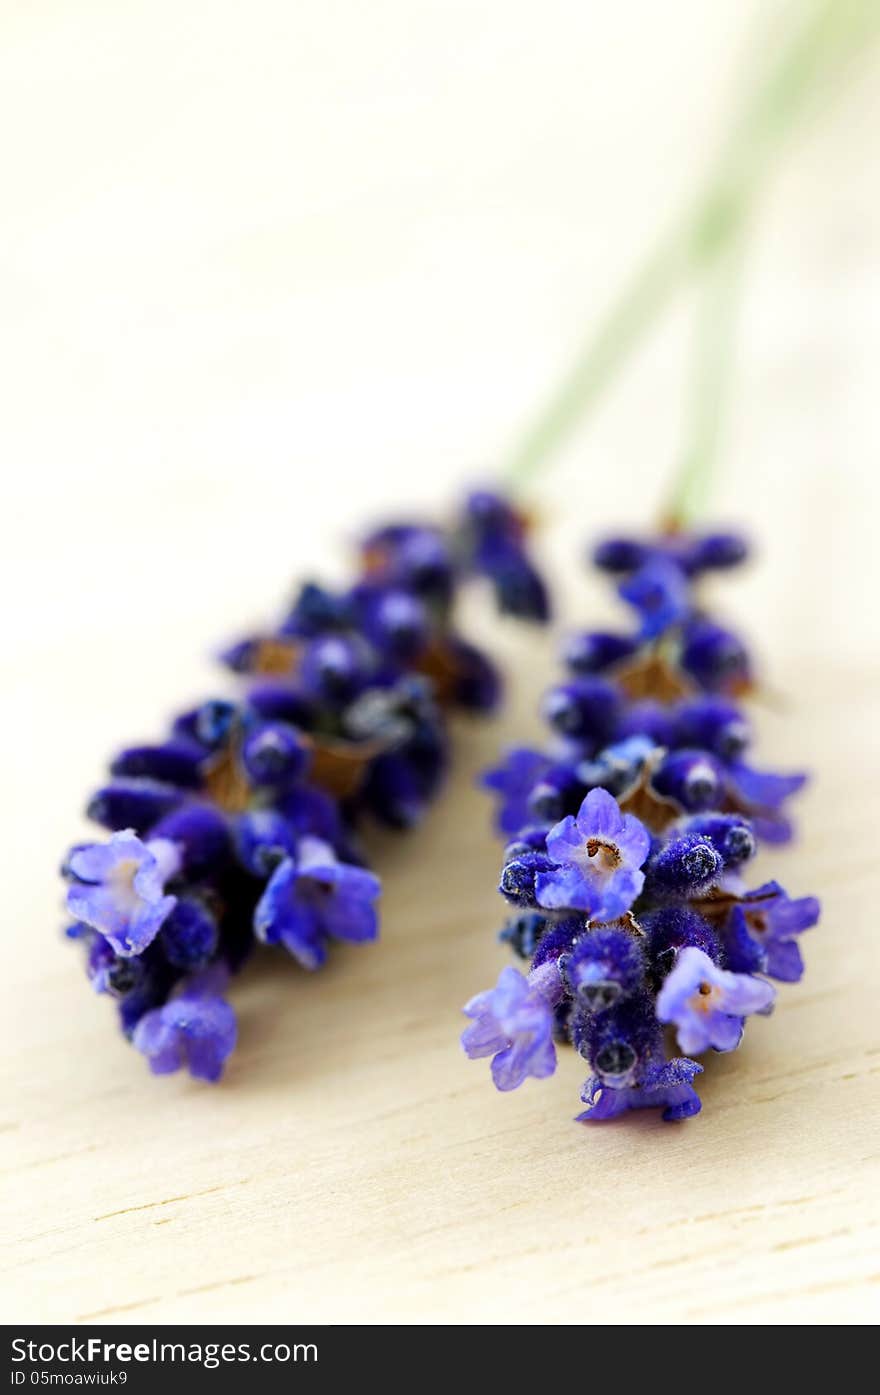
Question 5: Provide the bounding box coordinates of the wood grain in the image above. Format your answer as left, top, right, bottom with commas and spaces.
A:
2, 631, 878, 1325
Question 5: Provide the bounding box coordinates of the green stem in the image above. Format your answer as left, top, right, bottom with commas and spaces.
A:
503, 0, 880, 495
504, 232, 689, 493
664, 232, 748, 527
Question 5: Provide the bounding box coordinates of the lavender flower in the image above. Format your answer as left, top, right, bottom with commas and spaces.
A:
460, 490, 551, 622
464, 523, 819, 1124
722, 880, 820, 981
482, 747, 551, 836
656, 946, 775, 1053
593, 529, 749, 579
133, 972, 237, 1082
66, 831, 180, 956
618, 556, 690, 639
63, 490, 547, 1080
254, 837, 381, 970
560, 927, 645, 1010
578, 1057, 703, 1123
461, 962, 562, 1090
535, 788, 651, 920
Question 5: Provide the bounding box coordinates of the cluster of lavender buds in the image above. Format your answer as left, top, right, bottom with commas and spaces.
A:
63, 491, 548, 1082
463, 528, 819, 1123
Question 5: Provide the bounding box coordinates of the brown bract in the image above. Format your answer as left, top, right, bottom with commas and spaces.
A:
203, 743, 252, 813
612, 649, 695, 705
308, 734, 389, 800
251, 637, 301, 677
412, 636, 465, 706
591, 910, 645, 939
617, 752, 681, 834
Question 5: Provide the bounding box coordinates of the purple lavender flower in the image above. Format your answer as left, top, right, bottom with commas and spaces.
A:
578, 1057, 703, 1123
254, 836, 381, 970
673, 696, 751, 760
725, 761, 807, 844
110, 738, 207, 788
724, 880, 820, 981
361, 522, 455, 606
535, 788, 650, 920
241, 721, 310, 788
680, 617, 752, 695
66, 830, 180, 956
133, 972, 237, 1082
84, 932, 148, 998
643, 904, 723, 969
651, 748, 724, 812
560, 928, 645, 1010
442, 635, 502, 712
618, 556, 691, 638
562, 629, 638, 675
593, 529, 748, 578
65, 487, 548, 1083
357, 682, 450, 828
572, 735, 656, 810
571, 988, 660, 1087
352, 584, 429, 661
159, 897, 219, 970
87, 777, 182, 834
462, 490, 550, 622
461, 962, 562, 1090
298, 633, 377, 704
656, 946, 775, 1054
642, 831, 725, 898
279, 580, 353, 639
465, 521, 817, 1125
541, 676, 620, 745
481, 747, 551, 836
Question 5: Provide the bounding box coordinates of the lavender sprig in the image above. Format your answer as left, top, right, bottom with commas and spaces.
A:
463, 528, 819, 1123
63, 491, 548, 1082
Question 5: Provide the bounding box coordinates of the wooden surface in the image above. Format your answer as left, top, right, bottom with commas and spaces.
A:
3, 635, 879, 1325
2, 0, 879, 1326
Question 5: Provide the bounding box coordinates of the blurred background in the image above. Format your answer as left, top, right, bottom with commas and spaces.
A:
2, 6, 877, 573
3, 0, 875, 937
1, 0, 878, 922
1, 0, 875, 903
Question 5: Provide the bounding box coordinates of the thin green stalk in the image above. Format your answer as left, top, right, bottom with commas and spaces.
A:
503, 232, 689, 493
664, 233, 748, 528
503, 0, 880, 495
